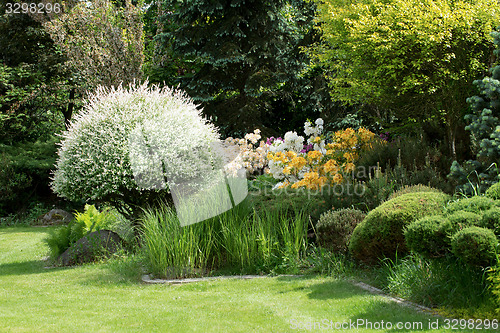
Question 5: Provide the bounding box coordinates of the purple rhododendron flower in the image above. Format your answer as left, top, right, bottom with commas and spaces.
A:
266, 137, 283, 145
300, 144, 314, 153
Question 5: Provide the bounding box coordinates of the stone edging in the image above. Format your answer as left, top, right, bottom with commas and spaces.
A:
141, 274, 300, 285
351, 281, 441, 317
142, 273, 442, 317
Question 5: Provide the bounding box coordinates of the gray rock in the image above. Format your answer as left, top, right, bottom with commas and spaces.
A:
39, 209, 74, 225
57, 230, 123, 266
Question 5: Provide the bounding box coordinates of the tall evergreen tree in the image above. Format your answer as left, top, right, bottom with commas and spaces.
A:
156, 0, 314, 136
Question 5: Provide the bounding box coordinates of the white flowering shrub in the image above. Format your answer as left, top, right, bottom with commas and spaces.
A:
223, 129, 269, 177
51, 82, 221, 220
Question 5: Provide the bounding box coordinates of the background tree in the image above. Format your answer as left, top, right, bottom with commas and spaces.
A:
449, 27, 500, 193
309, 0, 500, 158
155, 0, 334, 137
41, 0, 144, 96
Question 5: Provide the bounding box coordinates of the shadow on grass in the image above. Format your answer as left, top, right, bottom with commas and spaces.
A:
0, 226, 53, 234
0, 260, 65, 276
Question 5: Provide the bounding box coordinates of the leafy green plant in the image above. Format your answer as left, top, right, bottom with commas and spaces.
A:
451, 227, 498, 267
44, 205, 131, 259
302, 247, 356, 277
141, 205, 217, 278
356, 171, 397, 211
349, 192, 450, 264
384, 254, 494, 310
74, 204, 115, 233
316, 208, 365, 253
45, 221, 85, 258
487, 256, 500, 313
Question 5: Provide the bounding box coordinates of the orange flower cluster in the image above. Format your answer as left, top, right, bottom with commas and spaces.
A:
267, 127, 380, 190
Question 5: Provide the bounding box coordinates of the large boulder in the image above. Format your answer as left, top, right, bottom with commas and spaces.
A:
57, 230, 123, 266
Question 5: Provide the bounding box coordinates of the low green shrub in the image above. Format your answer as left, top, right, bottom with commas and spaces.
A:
485, 182, 500, 200
440, 211, 482, 237
445, 196, 498, 215
349, 192, 449, 264
405, 215, 449, 258
481, 207, 500, 235
451, 227, 498, 267
387, 184, 443, 201
316, 208, 365, 253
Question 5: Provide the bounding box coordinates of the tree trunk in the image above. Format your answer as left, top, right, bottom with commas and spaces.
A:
62, 87, 76, 129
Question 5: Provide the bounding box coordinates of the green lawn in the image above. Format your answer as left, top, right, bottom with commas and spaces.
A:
0, 227, 489, 332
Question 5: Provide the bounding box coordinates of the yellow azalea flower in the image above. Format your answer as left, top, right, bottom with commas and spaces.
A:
332, 173, 343, 184
343, 152, 355, 161
291, 156, 307, 169
286, 151, 297, 159
283, 166, 292, 175
313, 136, 322, 143
323, 159, 338, 174
307, 150, 322, 160
267, 152, 274, 160
303, 171, 320, 182
345, 162, 355, 173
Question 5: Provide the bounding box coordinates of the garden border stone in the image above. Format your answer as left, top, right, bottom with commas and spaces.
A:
351, 281, 441, 317
142, 273, 440, 316
141, 274, 300, 285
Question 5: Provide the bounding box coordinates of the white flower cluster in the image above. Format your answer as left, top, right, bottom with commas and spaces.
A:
223, 129, 269, 177
51, 81, 222, 202
267, 118, 324, 186
305, 118, 325, 152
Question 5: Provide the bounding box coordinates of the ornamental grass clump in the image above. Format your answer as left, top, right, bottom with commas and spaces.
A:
51, 82, 221, 221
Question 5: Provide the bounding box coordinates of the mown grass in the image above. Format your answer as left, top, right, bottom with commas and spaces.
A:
0, 227, 492, 332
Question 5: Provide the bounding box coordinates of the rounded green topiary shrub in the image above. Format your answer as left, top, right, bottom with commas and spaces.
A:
480, 207, 500, 236
316, 208, 366, 253
485, 182, 500, 200
440, 211, 482, 237
451, 227, 498, 267
349, 192, 450, 264
445, 196, 498, 215
387, 184, 443, 201
404, 215, 449, 258
51, 82, 221, 220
